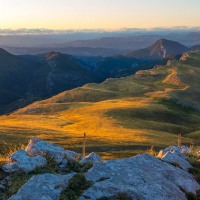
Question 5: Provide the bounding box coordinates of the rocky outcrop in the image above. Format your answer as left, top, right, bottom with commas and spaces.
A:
80, 154, 199, 200
157, 146, 192, 171
9, 173, 75, 200
1, 139, 199, 200
80, 152, 103, 164
26, 138, 79, 164
2, 138, 81, 173
157, 146, 191, 158
2, 150, 47, 173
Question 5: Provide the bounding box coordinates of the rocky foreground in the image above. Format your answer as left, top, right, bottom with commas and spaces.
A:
0, 138, 200, 200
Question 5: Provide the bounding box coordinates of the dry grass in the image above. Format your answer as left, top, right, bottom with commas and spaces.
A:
0, 143, 25, 168
0, 51, 199, 160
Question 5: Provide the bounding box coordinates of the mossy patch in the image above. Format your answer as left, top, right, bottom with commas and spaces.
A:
60, 173, 93, 200
67, 159, 93, 173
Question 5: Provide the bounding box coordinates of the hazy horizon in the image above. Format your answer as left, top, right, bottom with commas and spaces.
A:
1, 0, 200, 30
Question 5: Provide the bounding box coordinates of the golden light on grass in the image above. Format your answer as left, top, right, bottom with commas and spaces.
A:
0, 51, 200, 159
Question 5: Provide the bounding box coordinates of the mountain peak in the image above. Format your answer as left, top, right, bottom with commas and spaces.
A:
152, 38, 182, 46
127, 39, 189, 59
45, 51, 62, 60
157, 38, 169, 43
149, 38, 188, 58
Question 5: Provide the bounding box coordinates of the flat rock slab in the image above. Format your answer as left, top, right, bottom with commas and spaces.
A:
9, 173, 75, 200
3, 150, 47, 173
79, 154, 200, 200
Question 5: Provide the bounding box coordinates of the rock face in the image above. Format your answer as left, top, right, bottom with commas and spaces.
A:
80, 152, 103, 164
157, 146, 191, 158
157, 146, 192, 171
9, 173, 74, 200
25, 138, 79, 165
161, 151, 192, 171
79, 154, 199, 200
2, 150, 47, 173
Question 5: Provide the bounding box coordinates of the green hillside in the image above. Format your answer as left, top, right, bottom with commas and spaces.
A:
0, 51, 200, 159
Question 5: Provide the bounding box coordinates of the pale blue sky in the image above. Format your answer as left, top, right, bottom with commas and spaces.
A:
0, 0, 199, 29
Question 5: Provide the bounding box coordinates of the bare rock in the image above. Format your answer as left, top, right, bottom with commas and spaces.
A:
161, 151, 192, 171
157, 146, 191, 159
80, 152, 102, 164
65, 150, 80, 160
79, 154, 199, 200
25, 138, 79, 164
157, 146, 192, 171
2, 150, 47, 173
9, 173, 75, 200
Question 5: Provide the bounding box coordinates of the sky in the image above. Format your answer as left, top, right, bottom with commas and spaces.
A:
0, 0, 200, 30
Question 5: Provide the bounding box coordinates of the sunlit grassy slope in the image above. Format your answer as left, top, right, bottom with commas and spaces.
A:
0, 51, 200, 159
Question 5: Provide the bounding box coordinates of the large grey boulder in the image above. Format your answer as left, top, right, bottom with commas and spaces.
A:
2, 150, 47, 173
80, 152, 102, 164
9, 173, 75, 200
79, 154, 200, 200
25, 138, 79, 165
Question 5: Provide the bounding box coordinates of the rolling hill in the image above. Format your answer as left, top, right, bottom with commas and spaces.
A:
0, 47, 165, 114
0, 50, 199, 159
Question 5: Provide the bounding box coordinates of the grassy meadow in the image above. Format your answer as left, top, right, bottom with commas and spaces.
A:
0, 51, 200, 160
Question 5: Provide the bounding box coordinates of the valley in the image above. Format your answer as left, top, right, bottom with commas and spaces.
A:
0, 50, 199, 160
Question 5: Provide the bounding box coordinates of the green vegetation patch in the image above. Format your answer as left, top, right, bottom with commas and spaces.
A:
67, 159, 93, 173
3, 173, 33, 199
60, 173, 93, 200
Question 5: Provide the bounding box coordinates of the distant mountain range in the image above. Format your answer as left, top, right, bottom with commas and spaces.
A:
2, 31, 200, 56
0, 38, 199, 114
3, 46, 125, 57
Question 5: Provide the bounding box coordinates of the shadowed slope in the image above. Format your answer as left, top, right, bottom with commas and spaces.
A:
1, 51, 200, 159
